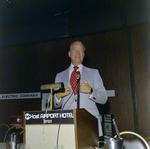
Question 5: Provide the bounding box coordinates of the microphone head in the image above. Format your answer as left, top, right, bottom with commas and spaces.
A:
76, 71, 80, 80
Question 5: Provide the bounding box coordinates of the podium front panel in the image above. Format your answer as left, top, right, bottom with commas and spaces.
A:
23, 110, 76, 149
25, 124, 75, 149
23, 109, 99, 149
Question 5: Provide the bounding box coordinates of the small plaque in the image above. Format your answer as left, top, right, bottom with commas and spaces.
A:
103, 114, 114, 137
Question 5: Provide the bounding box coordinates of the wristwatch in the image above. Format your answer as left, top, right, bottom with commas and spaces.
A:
89, 88, 93, 94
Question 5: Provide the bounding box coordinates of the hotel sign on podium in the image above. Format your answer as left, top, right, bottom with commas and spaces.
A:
23, 108, 99, 149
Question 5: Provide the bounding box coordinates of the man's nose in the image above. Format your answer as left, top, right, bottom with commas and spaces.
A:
76, 50, 80, 54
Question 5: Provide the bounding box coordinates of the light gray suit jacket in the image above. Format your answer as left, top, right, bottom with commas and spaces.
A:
54, 65, 107, 136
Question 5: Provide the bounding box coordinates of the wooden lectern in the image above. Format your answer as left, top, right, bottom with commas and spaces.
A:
23, 108, 99, 149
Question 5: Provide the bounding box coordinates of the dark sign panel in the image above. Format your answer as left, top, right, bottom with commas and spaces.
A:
24, 110, 74, 124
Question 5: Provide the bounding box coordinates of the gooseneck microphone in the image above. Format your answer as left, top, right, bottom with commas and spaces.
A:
76, 71, 80, 109
76, 71, 80, 81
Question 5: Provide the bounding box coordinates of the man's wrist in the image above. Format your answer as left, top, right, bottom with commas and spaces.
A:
56, 93, 61, 100
89, 87, 93, 95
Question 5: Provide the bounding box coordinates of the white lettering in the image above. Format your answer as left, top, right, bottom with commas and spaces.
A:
43, 119, 52, 124
40, 113, 59, 119
31, 114, 39, 119
60, 113, 74, 118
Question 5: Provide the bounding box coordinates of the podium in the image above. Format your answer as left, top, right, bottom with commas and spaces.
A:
23, 108, 99, 149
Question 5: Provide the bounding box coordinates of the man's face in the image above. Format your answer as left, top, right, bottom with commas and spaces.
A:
68, 42, 85, 66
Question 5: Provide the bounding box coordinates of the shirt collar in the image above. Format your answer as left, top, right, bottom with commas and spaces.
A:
70, 63, 83, 70
69, 63, 83, 78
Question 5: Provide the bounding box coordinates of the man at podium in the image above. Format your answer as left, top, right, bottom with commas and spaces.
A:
54, 41, 107, 137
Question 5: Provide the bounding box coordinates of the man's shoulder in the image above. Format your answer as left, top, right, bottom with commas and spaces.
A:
83, 66, 98, 72
56, 68, 69, 76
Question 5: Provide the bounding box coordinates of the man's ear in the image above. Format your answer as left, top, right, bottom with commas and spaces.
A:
68, 51, 70, 57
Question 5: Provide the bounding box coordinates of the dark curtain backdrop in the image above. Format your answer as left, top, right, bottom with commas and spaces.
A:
0, 23, 150, 141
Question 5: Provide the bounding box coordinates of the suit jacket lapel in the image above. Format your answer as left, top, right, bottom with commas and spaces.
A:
81, 66, 89, 83
60, 68, 71, 88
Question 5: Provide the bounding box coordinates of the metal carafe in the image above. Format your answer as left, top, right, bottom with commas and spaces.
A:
97, 119, 124, 149
6, 132, 20, 149
97, 137, 123, 149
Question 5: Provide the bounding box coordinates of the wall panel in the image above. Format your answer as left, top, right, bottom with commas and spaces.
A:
131, 23, 150, 137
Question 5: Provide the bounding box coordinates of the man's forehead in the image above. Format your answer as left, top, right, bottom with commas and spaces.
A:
71, 43, 84, 49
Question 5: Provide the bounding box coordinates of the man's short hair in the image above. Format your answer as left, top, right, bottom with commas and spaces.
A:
70, 41, 85, 52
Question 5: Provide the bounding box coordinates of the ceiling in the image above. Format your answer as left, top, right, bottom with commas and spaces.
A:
0, 0, 121, 27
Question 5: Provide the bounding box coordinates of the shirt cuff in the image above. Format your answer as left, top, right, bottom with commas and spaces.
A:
89, 93, 93, 99
55, 94, 61, 103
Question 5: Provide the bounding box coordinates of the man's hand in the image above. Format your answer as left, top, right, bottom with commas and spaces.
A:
56, 84, 71, 100
80, 78, 92, 94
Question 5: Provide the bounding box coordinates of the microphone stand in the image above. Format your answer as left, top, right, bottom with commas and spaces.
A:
50, 88, 53, 110
77, 75, 80, 109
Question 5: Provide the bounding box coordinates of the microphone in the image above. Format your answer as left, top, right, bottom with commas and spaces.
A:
76, 71, 80, 80
76, 71, 80, 109
40, 82, 64, 90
